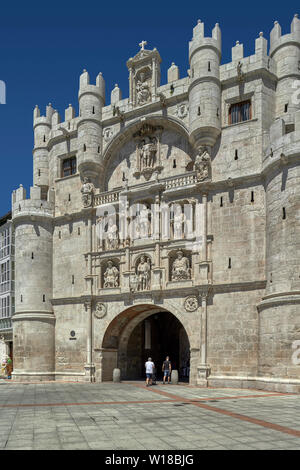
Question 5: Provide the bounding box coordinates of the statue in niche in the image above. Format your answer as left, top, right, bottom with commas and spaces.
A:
172, 251, 191, 281
103, 260, 119, 288
194, 147, 211, 182
81, 177, 94, 208
137, 255, 151, 291
173, 205, 186, 239
106, 217, 119, 250
136, 72, 151, 105
140, 137, 157, 171
136, 205, 150, 238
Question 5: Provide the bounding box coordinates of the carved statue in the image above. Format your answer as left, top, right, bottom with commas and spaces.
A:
136, 73, 151, 105
137, 206, 150, 238
81, 177, 94, 208
195, 147, 211, 182
172, 251, 191, 281
140, 137, 157, 170
103, 261, 119, 288
237, 61, 245, 82
106, 217, 119, 250
173, 205, 185, 239
137, 255, 151, 290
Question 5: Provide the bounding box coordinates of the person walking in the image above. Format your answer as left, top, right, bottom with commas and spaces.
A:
145, 357, 155, 387
162, 356, 172, 384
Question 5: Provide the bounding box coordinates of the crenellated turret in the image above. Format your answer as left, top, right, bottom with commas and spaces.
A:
270, 14, 300, 122
11, 184, 55, 381
33, 103, 54, 199
188, 20, 222, 148
77, 69, 105, 186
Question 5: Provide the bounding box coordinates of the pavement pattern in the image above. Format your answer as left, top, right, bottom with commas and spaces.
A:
0, 379, 300, 450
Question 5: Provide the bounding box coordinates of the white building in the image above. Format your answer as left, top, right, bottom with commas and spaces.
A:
0, 212, 14, 362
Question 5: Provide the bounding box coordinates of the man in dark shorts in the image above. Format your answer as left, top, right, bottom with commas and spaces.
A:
162, 356, 171, 384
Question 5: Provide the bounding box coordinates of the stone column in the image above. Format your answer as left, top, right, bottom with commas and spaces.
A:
152, 58, 156, 101
201, 193, 208, 261
129, 67, 133, 106
84, 301, 95, 382
197, 291, 211, 387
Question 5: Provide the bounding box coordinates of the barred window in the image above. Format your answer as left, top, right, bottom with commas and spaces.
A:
0, 295, 10, 318
61, 157, 77, 178
0, 260, 10, 293
229, 100, 251, 125
0, 228, 10, 258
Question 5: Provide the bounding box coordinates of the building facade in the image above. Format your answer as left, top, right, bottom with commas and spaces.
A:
0, 212, 14, 362
11, 16, 300, 391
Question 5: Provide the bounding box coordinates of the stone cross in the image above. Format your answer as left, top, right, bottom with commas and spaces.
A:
139, 40, 147, 50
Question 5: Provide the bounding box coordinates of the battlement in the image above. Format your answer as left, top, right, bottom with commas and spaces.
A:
270, 14, 300, 55
31, 15, 300, 133
33, 103, 55, 128
189, 20, 222, 61
12, 185, 55, 220
78, 69, 105, 103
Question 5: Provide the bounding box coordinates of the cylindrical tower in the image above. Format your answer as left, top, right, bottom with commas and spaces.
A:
257, 16, 300, 389
11, 185, 55, 381
270, 15, 300, 122
188, 20, 222, 148
259, 159, 300, 385
33, 104, 54, 199
77, 69, 105, 187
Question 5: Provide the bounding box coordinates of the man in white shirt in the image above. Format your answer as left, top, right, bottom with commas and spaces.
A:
145, 357, 155, 387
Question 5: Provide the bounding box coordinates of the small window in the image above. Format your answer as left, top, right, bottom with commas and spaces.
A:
251, 191, 254, 203
234, 150, 238, 160
229, 100, 251, 125
220, 197, 223, 207
173, 159, 177, 168
62, 157, 76, 178
228, 257, 232, 269
197, 106, 201, 116
282, 207, 286, 220
208, 61, 211, 72
284, 103, 288, 113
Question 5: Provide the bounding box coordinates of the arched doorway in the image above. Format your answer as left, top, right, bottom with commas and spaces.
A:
101, 305, 191, 383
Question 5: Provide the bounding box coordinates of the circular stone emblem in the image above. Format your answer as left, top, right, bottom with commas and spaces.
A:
184, 296, 199, 312
94, 302, 107, 319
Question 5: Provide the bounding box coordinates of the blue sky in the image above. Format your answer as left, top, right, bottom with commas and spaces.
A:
0, 0, 299, 216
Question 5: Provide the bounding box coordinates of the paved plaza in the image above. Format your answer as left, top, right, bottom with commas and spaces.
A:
0, 380, 300, 450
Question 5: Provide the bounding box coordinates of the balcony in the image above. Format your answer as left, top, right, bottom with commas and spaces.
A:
0, 317, 12, 331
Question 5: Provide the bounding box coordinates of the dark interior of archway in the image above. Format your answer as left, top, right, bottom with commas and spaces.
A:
124, 311, 190, 381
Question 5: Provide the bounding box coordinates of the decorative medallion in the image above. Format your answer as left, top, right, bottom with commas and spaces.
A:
94, 302, 107, 319
176, 103, 188, 119
184, 296, 199, 312
103, 127, 113, 143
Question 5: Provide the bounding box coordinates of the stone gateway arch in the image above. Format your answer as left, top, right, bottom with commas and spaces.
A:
10, 15, 300, 393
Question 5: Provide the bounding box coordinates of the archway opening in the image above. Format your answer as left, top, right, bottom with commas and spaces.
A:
126, 310, 190, 381
121, 310, 190, 382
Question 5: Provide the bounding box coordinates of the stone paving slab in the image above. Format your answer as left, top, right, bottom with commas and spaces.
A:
0, 381, 300, 450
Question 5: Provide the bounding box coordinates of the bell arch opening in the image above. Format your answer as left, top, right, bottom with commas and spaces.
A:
101, 304, 191, 383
